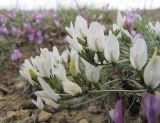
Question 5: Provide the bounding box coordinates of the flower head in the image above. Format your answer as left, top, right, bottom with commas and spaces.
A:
130, 38, 147, 70
144, 92, 160, 123
11, 49, 22, 61
81, 58, 103, 83
144, 48, 160, 88
104, 33, 120, 63
87, 22, 105, 51
109, 100, 124, 123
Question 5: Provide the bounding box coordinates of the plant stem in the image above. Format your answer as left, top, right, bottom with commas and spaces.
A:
89, 89, 147, 93
126, 79, 144, 89
70, 94, 107, 108
117, 59, 129, 64
102, 79, 120, 86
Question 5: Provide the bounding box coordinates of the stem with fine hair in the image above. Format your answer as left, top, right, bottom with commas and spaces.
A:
89, 89, 147, 93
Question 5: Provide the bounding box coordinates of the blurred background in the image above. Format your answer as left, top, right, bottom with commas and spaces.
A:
0, 0, 159, 10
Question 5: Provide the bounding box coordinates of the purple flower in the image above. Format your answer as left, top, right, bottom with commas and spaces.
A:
11, 49, 22, 61
12, 26, 23, 37
0, 25, 9, 36
0, 15, 4, 24
130, 27, 136, 37
23, 23, 32, 31
125, 10, 141, 29
36, 31, 43, 44
109, 100, 124, 123
32, 12, 43, 24
28, 33, 34, 41
144, 93, 160, 123
63, 36, 68, 44
53, 13, 61, 28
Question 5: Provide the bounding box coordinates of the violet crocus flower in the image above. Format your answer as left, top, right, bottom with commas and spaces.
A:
109, 100, 124, 123
144, 93, 160, 123
11, 49, 22, 61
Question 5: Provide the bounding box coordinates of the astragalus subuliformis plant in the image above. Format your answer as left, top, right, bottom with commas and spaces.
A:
20, 11, 160, 122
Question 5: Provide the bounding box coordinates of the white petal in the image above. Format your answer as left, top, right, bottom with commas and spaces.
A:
54, 64, 67, 81
75, 16, 88, 39
87, 22, 105, 51
62, 79, 82, 96
130, 38, 147, 70
70, 49, 80, 76
65, 22, 75, 37
41, 97, 59, 109
117, 11, 126, 28
109, 109, 115, 122
38, 78, 61, 101
66, 35, 82, 52
32, 96, 44, 109
81, 58, 103, 83
144, 50, 160, 88
61, 49, 70, 63
104, 34, 120, 62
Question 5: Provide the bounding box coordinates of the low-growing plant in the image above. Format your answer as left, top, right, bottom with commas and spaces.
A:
19, 11, 160, 123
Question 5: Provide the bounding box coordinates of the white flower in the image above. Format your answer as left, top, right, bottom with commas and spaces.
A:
51, 46, 61, 64
32, 96, 44, 109
104, 33, 120, 62
69, 49, 80, 77
54, 64, 82, 96
19, 59, 39, 85
121, 28, 133, 40
31, 47, 61, 77
37, 77, 61, 101
81, 58, 103, 83
117, 11, 126, 28
62, 79, 82, 96
53, 63, 67, 81
144, 48, 160, 88
31, 48, 52, 77
65, 22, 75, 37
61, 49, 70, 64
33, 91, 59, 109
66, 35, 82, 52
148, 21, 160, 35
94, 53, 100, 64
130, 38, 147, 70
75, 16, 88, 40
42, 97, 59, 108
87, 22, 105, 51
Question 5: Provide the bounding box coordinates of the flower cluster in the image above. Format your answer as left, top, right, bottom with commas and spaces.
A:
19, 46, 82, 109
0, 11, 62, 45
20, 11, 160, 122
